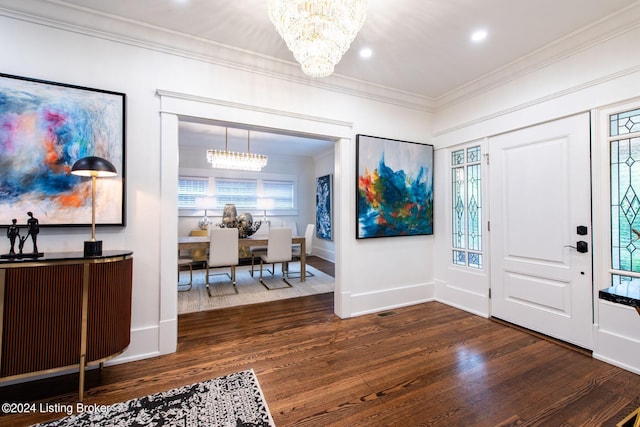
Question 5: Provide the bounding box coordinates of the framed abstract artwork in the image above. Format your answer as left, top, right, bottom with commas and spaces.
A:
0, 73, 126, 227
356, 134, 433, 239
315, 174, 332, 240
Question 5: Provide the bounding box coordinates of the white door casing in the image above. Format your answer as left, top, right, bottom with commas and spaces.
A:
489, 113, 593, 349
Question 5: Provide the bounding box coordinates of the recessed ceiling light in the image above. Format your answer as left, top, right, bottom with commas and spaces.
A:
471, 30, 487, 42
359, 47, 373, 58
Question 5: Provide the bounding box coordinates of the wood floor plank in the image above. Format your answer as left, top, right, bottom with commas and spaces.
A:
0, 292, 639, 426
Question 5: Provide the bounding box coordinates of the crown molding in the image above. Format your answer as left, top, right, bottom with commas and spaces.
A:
435, 1, 640, 110
0, 0, 435, 113
432, 62, 640, 140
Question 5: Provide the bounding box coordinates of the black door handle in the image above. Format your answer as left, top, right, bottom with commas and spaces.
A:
564, 241, 588, 253
576, 241, 588, 253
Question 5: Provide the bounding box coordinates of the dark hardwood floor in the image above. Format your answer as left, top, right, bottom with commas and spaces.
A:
305, 255, 334, 277
1, 291, 639, 426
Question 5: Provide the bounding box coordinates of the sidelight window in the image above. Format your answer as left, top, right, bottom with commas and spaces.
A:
451, 145, 483, 269
610, 107, 640, 275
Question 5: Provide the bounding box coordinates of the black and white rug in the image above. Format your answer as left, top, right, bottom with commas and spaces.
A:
34, 369, 275, 427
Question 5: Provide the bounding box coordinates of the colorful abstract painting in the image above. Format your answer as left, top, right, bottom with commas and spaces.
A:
316, 174, 332, 240
356, 134, 433, 239
0, 74, 125, 226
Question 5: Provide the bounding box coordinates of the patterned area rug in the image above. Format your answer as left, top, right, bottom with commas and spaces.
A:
34, 370, 275, 427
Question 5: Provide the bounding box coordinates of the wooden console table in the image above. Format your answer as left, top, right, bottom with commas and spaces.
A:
0, 250, 133, 400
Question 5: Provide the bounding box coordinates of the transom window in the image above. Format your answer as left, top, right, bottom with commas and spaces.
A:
451, 145, 483, 269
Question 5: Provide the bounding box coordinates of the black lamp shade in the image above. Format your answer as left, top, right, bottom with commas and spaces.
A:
71, 156, 117, 177
70, 156, 117, 257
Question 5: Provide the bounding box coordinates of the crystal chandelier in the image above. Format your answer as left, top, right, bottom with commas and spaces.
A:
268, 0, 368, 78
207, 129, 268, 172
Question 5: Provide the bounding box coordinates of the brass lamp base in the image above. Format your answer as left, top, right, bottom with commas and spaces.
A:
84, 240, 102, 257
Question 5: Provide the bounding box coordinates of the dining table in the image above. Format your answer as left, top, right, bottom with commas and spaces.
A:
178, 234, 307, 282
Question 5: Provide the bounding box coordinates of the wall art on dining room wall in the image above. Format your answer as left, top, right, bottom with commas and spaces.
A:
356, 134, 433, 239
315, 174, 332, 240
0, 73, 126, 227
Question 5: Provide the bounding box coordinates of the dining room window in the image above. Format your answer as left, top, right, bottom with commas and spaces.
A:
178, 176, 296, 211
178, 177, 208, 209
215, 178, 258, 209
263, 180, 295, 209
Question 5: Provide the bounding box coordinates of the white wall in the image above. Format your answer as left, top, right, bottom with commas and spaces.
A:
0, 2, 433, 365
432, 6, 640, 374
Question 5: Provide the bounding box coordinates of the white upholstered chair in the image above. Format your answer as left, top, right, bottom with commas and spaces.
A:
250, 222, 270, 277
289, 223, 315, 278
258, 227, 293, 289
206, 227, 239, 296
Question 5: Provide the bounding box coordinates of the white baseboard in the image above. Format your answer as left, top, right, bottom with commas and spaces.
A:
311, 248, 335, 263
349, 281, 435, 317
593, 329, 640, 375
434, 279, 490, 318
108, 323, 163, 366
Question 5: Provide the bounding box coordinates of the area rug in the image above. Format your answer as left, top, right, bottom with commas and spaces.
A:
179, 263, 334, 314
33, 369, 275, 427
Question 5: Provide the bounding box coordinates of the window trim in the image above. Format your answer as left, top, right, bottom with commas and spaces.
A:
594, 99, 640, 304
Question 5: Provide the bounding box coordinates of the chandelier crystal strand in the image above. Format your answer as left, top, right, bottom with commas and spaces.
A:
207, 129, 268, 172
268, 0, 368, 78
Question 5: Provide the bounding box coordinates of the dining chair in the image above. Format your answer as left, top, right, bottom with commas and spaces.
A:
206, 227, 239, 296
189, 229, 208, 267
177, 256, 194, 291
250, 222, 270, 277
288, 223, 315, 278
258, 227, 293, 289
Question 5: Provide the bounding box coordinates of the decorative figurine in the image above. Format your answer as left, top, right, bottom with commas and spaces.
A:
2, 212, 43, 259
7, 219, 19, 255
26, 211, 39, 254
18, 234, 27, 254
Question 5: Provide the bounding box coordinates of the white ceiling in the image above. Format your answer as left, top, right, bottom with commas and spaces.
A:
54, 0, 637, 98
40, 0, 640, 155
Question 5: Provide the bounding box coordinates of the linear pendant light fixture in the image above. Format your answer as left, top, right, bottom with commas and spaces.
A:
268, 0, 368, 78
207, 128, 268, 172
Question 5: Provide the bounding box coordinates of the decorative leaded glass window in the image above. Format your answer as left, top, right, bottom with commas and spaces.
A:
451, 145, 482, 269
610, 107, 640, 273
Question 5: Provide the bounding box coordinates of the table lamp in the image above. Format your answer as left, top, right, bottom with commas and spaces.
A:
256, 197, 275, 226
195, 196, 217, 230
71, 156, 117, 256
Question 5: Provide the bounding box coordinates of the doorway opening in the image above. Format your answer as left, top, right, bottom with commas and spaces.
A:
176, 119, 337, 314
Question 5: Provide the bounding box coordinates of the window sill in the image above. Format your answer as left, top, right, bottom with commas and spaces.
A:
599, 283, 640, 315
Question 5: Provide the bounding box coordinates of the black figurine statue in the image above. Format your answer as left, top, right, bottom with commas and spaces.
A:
26, 211, 39, 254
7, 218, 19, 256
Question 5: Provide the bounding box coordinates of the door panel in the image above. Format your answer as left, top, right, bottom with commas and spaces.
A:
489, 113, 593, 349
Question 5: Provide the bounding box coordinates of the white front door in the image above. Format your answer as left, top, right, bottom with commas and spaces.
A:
489, 113, 593, 349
